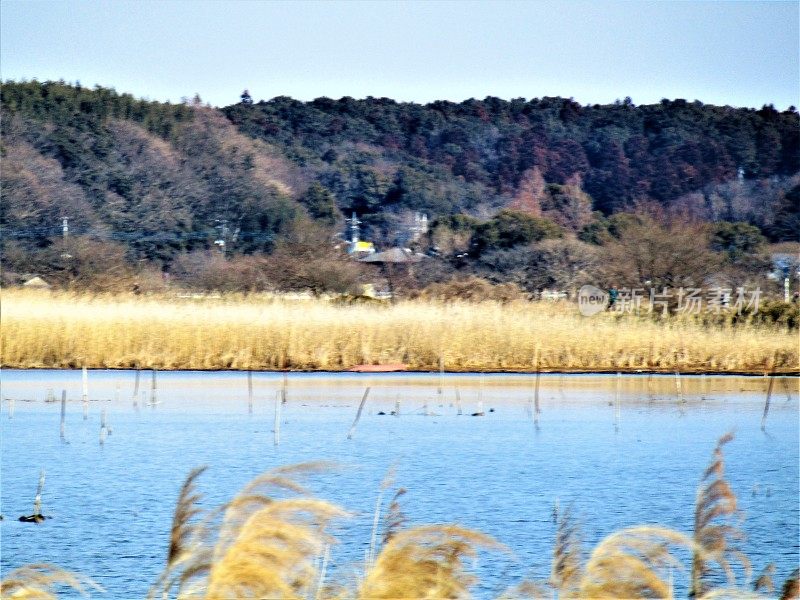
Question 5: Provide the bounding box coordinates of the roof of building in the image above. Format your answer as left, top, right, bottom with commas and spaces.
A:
349, 241, 376, 254
358, 247, 424, 263
22, 276, 51, 288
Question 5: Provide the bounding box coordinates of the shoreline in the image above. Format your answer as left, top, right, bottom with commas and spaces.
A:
3, 366, 798, 376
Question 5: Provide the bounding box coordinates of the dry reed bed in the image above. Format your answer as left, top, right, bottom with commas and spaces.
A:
1, 290, 796, 373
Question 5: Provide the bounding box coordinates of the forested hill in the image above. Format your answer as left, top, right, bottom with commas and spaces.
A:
2, 81, 799, 268
224, 94, 798, 214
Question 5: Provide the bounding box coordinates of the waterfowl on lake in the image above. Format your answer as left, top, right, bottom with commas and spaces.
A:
18, 513, 48, 523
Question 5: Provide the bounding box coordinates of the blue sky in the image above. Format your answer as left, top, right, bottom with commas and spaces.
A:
1, 0, 797, 109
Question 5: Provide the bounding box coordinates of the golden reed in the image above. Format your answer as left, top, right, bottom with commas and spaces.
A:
1, 290, 796, 373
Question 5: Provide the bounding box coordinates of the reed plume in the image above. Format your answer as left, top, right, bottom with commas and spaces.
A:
753, 564, 775, 594
549, 508, 582, 597
148, 466, 211, 599
359, 525, 502, 599
506, 522, 705, 599
580, 526, 697, 599
149, 462, 346, 600
691, 432, 750, 597
0, 564, 101, 599
204, 497, 345, 600
381, 487, 407, 545
168, 466, 208, 566
780, 569, 799, 600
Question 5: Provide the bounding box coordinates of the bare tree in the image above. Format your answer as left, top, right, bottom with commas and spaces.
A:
600, 214, 722, 289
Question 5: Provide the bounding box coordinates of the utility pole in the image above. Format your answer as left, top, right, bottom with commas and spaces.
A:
346, 212, 361, 253
349, 212, 360, 245
214, 219, 229, 256
60, 217, 71, 260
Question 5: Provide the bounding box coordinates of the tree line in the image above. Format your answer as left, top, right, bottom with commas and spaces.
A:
1, 80, 797, 302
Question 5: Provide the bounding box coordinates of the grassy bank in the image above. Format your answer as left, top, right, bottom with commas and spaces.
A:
1, 289, 796, 373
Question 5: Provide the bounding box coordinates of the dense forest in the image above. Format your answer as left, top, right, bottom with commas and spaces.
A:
224, 92, 798, 239
1, 80, 798, 295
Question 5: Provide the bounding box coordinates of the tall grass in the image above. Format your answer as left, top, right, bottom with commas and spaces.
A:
3, 438, 798, 599
148, 462, 345, 600
2, 290, 796, 373
690, 433, 748, 597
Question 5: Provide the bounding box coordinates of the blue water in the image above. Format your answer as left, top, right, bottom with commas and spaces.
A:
1, 371, 798, 598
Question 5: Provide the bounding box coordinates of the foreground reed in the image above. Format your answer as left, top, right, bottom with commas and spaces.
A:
2, 290, 796, 373
4, 435, 798, 599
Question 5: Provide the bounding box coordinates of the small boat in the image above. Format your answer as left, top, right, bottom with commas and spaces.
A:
349, 363, 408, 373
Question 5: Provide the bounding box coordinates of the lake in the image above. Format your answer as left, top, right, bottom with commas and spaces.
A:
1, 370, 798, 597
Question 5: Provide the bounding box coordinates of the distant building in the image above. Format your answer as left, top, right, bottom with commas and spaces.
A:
22, 276, 51, 289
359, 247, 426, 299
769, 252, 800, 280
346, 212, 376, 254
409, 212, 429, 242
358, 247, 424, 264
350, 241, 375, 254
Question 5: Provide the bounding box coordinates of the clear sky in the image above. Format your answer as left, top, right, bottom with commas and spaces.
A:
1, 0, 797, 109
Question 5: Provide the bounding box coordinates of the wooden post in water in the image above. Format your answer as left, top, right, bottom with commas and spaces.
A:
347, 387, 371, 440
674, 371, 684, 404
781, 377, 794, 403
455, 387, 463, 416
247, 371, 254, 415
99, 407, 107, 445
60, 390, 67, 441
7, 398, 14, 419
531, 348, 542, 427
274, 390, 282, 446
614, 372, 621, 432
647, 372, 654, 403
82, 366, 89, 420
282, 373, 288, 405
700, 373, 707, 401
33, 469, 45, 517
761, 375, 775, 432
150, 369, 158, 407
19, 470, 47, 522
132, 369, 141, 409
438, 355, 445, 403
